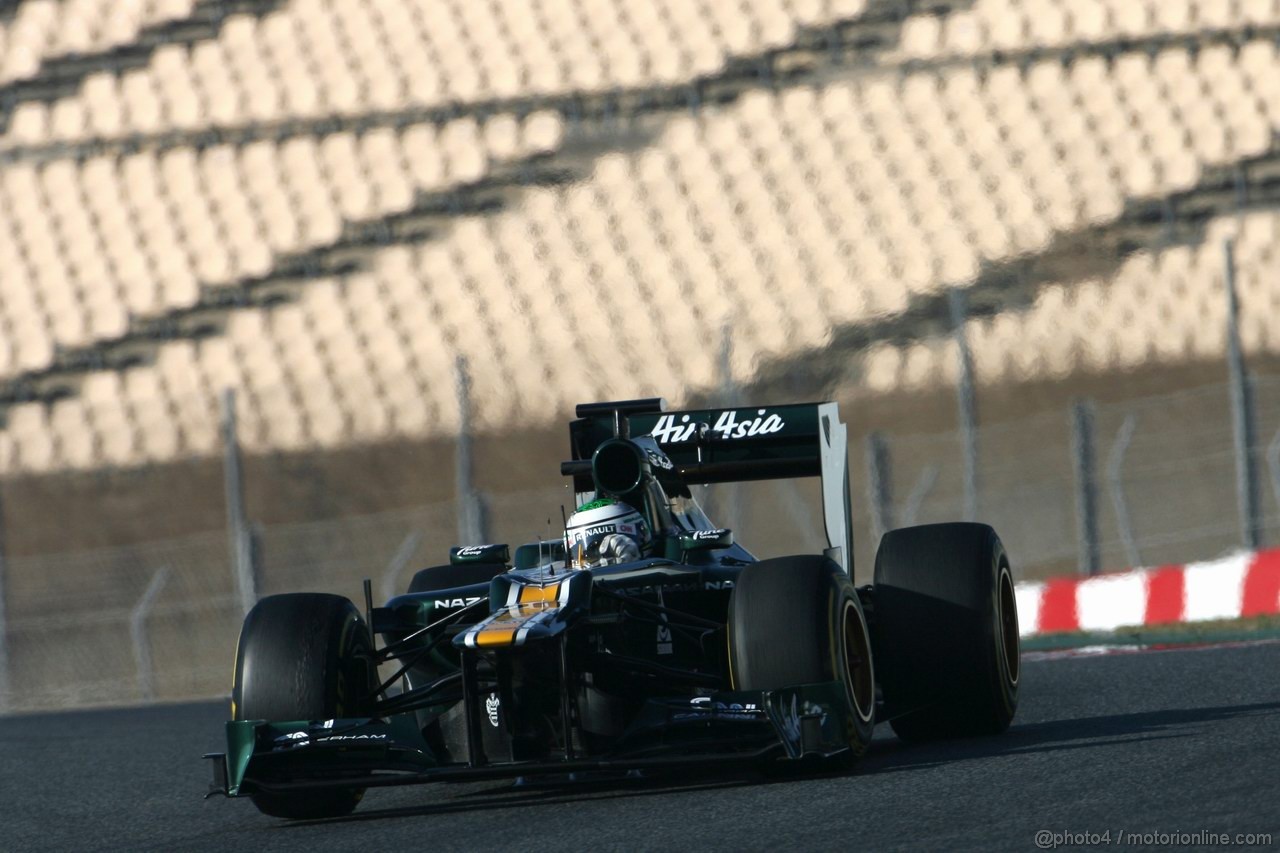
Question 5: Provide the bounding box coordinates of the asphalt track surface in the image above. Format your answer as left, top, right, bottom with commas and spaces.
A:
3, 642, 1278, 852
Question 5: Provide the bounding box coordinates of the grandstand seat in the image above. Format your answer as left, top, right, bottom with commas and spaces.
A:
0, 0, 1278, 478
7, 403, 56, 471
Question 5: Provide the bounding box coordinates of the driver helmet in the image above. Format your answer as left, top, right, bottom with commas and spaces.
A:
564, 498, 650, 568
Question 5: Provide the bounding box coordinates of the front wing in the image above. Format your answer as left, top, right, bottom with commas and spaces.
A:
206, 681, 854, 797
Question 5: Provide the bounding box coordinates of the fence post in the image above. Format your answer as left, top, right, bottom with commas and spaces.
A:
1070, 400, 1101, 576
1267, 428, 1280, 518
130, 568, 169, 702
902, 465, 939, 528
455, 357, 487, 544
1107, 414, 1142, 569
949, 288, 979, 521
221, 389, 256, 615
866, 432, 894, 543
0, 486, 10, 711
1223, 238, 1261, 550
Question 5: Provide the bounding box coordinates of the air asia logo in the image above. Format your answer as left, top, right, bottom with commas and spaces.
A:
649, 409, 786, 444
485, 694, 501, 727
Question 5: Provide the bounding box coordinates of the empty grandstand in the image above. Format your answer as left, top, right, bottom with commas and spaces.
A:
0, 0, 1278, 709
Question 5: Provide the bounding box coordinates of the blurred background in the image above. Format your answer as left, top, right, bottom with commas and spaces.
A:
0, 0, 1277, 711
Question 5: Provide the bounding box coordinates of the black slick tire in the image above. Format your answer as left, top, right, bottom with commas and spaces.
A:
231, 593, 375, 819
872, 522, 1020, 741
728, 555, 875, 764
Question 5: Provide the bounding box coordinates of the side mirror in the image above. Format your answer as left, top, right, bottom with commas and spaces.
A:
679, 528, 733, 551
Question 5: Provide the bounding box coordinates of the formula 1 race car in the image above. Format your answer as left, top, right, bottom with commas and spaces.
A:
206, 398, 1020, 819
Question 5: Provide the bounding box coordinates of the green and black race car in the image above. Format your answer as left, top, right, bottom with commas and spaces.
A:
206, 398, 1021, 819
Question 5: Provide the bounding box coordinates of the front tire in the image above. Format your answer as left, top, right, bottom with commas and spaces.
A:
728, 556, 875, 764
232, 593, 375, 819
872, 522, 1020, 741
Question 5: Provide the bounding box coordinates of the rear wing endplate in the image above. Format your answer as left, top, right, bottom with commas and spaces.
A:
565, 399, 853, 574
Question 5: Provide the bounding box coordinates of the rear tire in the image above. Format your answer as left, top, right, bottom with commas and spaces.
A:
407, 562, 505, 594
728, 556, 875, 764
872, 523, 1020, 742
232, 593, 375, 819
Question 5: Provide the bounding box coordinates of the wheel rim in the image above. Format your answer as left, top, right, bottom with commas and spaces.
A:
842, 599, 875, 723
997, 564, 1020, 686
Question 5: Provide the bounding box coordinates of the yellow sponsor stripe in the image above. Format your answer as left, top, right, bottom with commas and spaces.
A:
470, 605, 534, 647
518, 582, 562, 604
475, 627, 519, 647
467, 585, 564, 647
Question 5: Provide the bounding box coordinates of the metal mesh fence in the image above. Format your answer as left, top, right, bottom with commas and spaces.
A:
4, 531, 234, 710
4, 375, 1278, 713
879, 376, 1280, 582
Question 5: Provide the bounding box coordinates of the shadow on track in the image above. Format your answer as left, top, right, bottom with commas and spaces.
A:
271, 700, 1280, 829
274, 772, 775, 829
862, 700, 1280, 774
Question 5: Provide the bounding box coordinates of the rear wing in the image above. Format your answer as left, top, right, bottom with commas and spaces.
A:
563, 398, 853, 574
